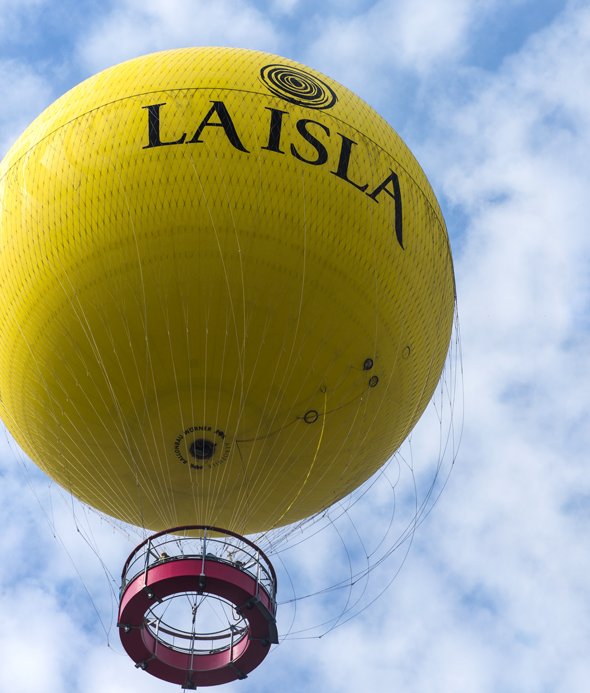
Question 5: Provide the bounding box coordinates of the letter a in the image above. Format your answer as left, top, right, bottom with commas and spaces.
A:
187, 101, 249, 152
367, 170, 404, 249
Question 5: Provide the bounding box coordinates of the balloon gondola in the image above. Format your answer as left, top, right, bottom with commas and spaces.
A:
0, 47, 457, 687
118, 526, 277, 688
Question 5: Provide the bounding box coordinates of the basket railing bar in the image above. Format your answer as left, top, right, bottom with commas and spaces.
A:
200, 529, 207, 580
121, 525, 277, 587
255, 550, 261, 600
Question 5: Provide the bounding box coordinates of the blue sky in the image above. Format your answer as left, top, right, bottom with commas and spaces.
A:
1, 1, 590, 691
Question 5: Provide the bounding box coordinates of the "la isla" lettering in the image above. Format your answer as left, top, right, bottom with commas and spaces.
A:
142, 101, 404, 249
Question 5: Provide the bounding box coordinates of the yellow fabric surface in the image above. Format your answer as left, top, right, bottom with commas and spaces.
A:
0, 47, 455, 534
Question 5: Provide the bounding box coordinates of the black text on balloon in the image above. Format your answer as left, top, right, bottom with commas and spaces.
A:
142, 101, 404, 249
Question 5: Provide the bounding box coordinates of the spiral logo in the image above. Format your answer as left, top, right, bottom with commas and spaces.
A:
260, 64, 337, 110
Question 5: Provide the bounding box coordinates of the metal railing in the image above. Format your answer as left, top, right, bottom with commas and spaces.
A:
121, 525, 277, 611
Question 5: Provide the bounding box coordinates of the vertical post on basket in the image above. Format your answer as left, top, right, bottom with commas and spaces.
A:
255, 549, 262, 600
201, 528, 207, 571
143, 538, 151, 587
199, 527, 207, 592
153, 616, 161, 659
188, 597, 197, 676
229, 622, 235, 664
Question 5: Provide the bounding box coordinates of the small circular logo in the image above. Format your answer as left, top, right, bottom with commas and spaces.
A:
189, 438, 216, 460
173, 425, 230, 470
260, 64, 337, 110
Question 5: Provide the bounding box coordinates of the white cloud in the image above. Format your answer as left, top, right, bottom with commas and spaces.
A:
0, 586, 81, 693
0, 0, 47, 41
2, 1, 590, 692
77, 0, 283, 73
0, 60, 54, 157
302, 0, 498, 101
426, 2, 590, 399
403, 2, 590, 690
269, 0, 300, 15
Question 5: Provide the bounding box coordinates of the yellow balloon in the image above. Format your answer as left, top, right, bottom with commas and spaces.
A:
0, 47, 455, 534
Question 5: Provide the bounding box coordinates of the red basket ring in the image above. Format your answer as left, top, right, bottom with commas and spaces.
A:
118, 553, 278, 688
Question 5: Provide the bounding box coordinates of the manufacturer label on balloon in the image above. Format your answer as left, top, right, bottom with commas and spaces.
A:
173, 426, 230, 471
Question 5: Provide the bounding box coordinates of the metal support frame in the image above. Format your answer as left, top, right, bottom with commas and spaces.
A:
118, 525, 278, 688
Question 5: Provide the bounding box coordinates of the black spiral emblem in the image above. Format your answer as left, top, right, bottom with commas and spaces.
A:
260, 64, 337, 110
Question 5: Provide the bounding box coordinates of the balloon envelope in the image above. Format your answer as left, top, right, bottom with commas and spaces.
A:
0, 47, 455, 534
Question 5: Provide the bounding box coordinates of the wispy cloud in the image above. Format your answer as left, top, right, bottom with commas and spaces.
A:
1, 1, 589, 692
76, 0, 283, 72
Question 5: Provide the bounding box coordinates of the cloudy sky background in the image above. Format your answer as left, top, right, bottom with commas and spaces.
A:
1, 0, 589, 691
